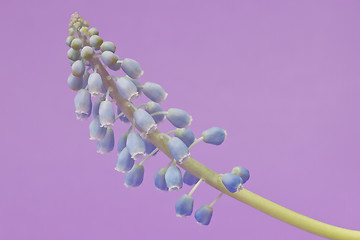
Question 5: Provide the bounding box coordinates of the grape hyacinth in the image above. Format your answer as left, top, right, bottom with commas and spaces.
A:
64, 13, 360, 240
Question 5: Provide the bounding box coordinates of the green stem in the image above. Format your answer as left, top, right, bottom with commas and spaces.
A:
77, 26, 360, 240
188, 137, 204, 150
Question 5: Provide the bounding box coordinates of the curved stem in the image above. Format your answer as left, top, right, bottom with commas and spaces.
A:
209, 193, 223, 207
188, 137, 204, 150
77, 27, 360, 240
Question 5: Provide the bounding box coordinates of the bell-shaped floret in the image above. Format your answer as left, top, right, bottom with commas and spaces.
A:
88, 27, 99, 37
117, 133, 128, 153
194, 205, 213, 225
145, 102, 165, 123
183, 171, 199, 186
81, 46, 94, 60
121, 58, 143, 79
101, 51, 118, 67
93, 97, 105, 117
115, 148, 134, 173
70, 38, 82, 50
67, 74, 83, 91
99, 100, 115, 128
89, 116, 106, 141
202, 127, 227, 145
88, 72, 104, 96
134, 109, 157, 134
231, 166, 250, 184
167, 108, 192, 128
124, 164, 144, 188
117, 107, 130, 123
221, 173, 243, 193
168, 137, 190, 163
142, 82, 168, 103
67, 48, 80, 61
96, 128, 115, 154
165, 166, 183, 191
143, 137, 158, 155
175, 128, 195, 147
72, 60, 85, 77
154, 168, 168, 191
175, 194, 194, 217
126, 132, 146, 160
116, 76, 139, 100
74, 89, 92, 116
100, 41, 116, 53
89, 35, 103, 50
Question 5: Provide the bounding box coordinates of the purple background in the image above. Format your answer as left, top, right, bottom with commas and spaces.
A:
1, 0, 360, 239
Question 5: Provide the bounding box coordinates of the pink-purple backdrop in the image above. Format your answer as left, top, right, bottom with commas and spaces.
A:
1, 0, 360, 239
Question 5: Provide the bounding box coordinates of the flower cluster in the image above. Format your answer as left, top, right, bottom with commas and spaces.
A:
66, 12, 250, 226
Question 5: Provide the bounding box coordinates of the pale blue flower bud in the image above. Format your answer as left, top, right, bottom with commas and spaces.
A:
89, 116, 106, 141
121, 58, 143, 79
175, 194, 194, 217
124, 164, 144, 188
67, 74, 83, 91
88, 73, 104, 96
88, 27, 99, 37
67, 48, 80, 61
66, 36, 75, 47
134, 108, 157, 134
89, 35, 103, 50
222, 173, 243, 193
99, 100, 115, 128
145, 102, 165, 123
175, 128, 195, 147
101, 51, 118, 67
154, 168, 168, 191
126, 132, 146, 160
117, 107, 130, 123
74, 89, 92, 116
115, 148, 134, 173
167, 108, 192, 128
202, 127, 227, 145
232, 166, 250, 184
72, 60, 85, 77
116, 77, 139, 100
100, 41, 116, 53
70, 38, 82, 50
168, 137, 190, 163
93, 97, 105, 117
165, 166, 183, 191
117, 133, 128, 153
81, 46, 94, 60
183, 171, 199, 186
96, 128, 115, 154
142, 82, 168, 103
195, 205, 213, 225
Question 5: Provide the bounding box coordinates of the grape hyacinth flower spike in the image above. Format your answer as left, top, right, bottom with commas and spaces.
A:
65, 13, 360, 239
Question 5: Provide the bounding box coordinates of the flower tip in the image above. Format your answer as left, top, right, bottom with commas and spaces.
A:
178, 153, 190, 164
169, 186, 181, 191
